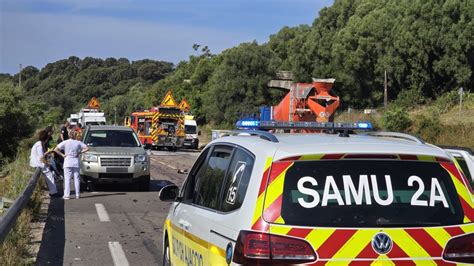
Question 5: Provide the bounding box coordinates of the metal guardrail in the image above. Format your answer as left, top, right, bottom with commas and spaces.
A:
0, 167, 41, 243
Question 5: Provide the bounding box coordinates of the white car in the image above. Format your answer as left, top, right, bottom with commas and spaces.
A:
442, 146, 474, 190
159, 122, 474, 265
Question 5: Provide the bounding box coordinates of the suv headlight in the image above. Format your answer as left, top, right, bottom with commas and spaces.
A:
82, 153, 98, 162
134, 154, 147, 163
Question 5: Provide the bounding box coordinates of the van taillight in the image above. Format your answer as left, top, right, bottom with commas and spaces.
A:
442, 233, 474, 263
233, 230, 316, 264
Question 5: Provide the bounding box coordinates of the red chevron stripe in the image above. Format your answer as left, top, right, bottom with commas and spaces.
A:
258, 167, 271, 197
387, 242, 414, 263
441, 162, 463, 183
321, 153, 344, 160
263, 195, 282, 223
459, 197, 474, 221
268, 161, 293, 184
349, 261, 372, 266
399, 154, 419, 160
316, 229, 357, 258
251, 217, 269, 232
286, 227, 312, 239
444, 226, 464, 237
354, 242, 378, 259
405, 228, 443, 257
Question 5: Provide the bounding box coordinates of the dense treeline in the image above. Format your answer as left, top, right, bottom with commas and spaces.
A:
152, 0, 473, 124
1, 0, 472, 163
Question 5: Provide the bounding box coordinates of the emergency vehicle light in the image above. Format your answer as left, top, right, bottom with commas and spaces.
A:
257, 121, 373, 131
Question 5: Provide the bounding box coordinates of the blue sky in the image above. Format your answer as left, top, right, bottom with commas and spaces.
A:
0, 0, 333, 74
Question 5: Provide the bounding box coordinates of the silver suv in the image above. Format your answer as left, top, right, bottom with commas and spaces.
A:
80, 126, 150, 191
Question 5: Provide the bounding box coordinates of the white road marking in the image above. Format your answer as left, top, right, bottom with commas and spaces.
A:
95, 203, 111, 222
166, 164, 177, 170
151, 157, 178, 170
108, 241, 130, 266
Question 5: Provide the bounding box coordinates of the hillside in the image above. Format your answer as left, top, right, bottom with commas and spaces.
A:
1, 0, 473, 164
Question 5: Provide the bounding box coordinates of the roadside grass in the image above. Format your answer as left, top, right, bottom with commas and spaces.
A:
0, 144, 44, 265
335, 92, 473, 150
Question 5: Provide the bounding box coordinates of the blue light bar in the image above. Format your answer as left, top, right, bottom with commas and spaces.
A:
236, 120, 260, 128
257, 121, 373, 131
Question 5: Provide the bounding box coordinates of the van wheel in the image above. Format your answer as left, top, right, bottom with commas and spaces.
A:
163, 238, 171, 266
87, 182, 96, 192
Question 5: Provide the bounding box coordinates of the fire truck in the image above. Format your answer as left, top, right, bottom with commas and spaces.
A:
126, 91, 185, 151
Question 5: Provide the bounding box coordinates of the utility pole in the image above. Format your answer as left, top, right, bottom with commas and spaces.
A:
459, 87, 464, 116
19, 64, 22, 88
114, 106, 117, 125
384, 70, 388, 108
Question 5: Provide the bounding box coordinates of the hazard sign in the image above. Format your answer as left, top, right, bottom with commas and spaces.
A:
87, 97, 100, 109
160, 91, 178, 107
178, 98, 190, 112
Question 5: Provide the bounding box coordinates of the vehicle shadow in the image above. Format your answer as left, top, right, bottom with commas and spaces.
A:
36, 191, 65, 265
87, 179, 175, 193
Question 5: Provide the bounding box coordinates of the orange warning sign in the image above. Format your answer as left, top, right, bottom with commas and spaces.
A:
160, 91, 178, 107
87, 97, 100, 109
178, 98, 190, 112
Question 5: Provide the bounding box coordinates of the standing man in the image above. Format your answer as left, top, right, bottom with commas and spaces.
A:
59, 121, 70, 143
30, 130, 59, 197
55, 131, 88, 199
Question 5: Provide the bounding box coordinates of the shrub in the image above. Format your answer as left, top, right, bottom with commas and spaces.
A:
392, 87, 426, 110
380, 107, 412, 132
410, 114, 442, 143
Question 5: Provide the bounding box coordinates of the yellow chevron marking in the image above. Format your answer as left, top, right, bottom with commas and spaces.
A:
451, 173, 474, 208
252, 157, 273, 226
269, 225, 292, 236
459, 223, 474, 234
331, 229, 376, 259
389, 230, 431, 259
305, 228, 336, 250
416, 155, 436, 162
299, 154, 325, 161
264, 157, 272, 170
371, 255, 395, 266
424, 227, 452, 248
264, 168, 287, 210
274, 216, 285, 224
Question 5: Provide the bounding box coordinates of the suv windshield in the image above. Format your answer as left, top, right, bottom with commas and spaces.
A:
274, 159, 464, 227
85, 130, 141, 147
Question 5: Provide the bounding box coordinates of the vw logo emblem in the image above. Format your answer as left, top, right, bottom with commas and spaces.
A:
371, 232, 393, 254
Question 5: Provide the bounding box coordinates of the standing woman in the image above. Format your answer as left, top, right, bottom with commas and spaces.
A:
30, 130, 59, 197
55, 131, 88, 199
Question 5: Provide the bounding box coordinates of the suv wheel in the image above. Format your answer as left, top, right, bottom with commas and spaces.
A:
163, 237, 171, 266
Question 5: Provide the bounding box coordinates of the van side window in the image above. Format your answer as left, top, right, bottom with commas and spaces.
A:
220, 148, 255, 212
192, 145, 233, 209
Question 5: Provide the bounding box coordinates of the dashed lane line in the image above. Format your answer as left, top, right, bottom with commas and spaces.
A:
108, 241, 130, 266
150, 157, 177, 170
95, 203, 111, 222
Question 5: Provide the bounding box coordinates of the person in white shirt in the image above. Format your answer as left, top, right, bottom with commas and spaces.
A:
55, 131, 89, 199
30, 130, 59, 197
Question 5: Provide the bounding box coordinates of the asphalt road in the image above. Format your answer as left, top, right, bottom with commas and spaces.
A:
36, 149, 199, 266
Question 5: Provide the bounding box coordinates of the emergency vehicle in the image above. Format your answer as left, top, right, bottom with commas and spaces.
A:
125, 109, 155, 148
125, 91, 185, 150
159, 121, 474, 265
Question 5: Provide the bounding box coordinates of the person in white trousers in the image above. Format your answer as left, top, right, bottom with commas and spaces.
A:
30, 130, 59, 197
55, 131, 88, 199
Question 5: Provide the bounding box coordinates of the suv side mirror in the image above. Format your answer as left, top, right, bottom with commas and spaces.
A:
159, 185, 179, 202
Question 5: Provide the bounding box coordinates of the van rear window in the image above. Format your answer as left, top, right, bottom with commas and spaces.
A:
275, 160, 464, 227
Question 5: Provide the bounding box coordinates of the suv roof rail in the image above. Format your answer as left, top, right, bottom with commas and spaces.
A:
225, 130, 279, 143
364, 131, 425, 144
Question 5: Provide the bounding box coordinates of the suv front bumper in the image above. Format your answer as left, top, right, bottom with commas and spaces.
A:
80, 156, 150, 184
